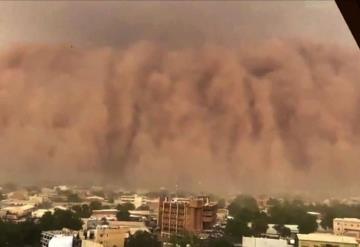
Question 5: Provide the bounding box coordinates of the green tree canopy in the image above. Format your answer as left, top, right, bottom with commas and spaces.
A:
126, 231, 160, 247
225, 218, 251, 242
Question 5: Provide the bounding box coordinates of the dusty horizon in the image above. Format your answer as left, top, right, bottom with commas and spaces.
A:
0, 40, 359, 195
0, 1, 359, 195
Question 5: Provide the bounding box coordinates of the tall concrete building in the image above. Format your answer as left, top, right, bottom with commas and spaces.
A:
158, 196, 217, 238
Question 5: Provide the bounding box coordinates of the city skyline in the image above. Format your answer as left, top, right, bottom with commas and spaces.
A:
0, 1, 359, 194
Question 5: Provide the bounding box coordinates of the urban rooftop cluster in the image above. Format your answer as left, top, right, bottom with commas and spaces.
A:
2, 183, 360, 247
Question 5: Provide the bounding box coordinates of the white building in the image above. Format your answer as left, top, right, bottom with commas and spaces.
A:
32, 209, 54, 218
115, 194, 144, 209
334, 218, 360, 242
41, 229, 81, 247
242, 237, 292, 247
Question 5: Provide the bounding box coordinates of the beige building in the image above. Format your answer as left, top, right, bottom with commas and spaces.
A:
297, 233, 358, 247
84, 225, 129, 247
158, 197, 217, 238
82, 240, 104, 247
334, 218, 360, 242
91, 209, 118, 221
0, 204, 35, 222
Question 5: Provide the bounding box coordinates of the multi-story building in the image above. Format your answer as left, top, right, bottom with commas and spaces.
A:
158, 196, 217, 238
297, 233, 358, 247
334, 218, 360, 242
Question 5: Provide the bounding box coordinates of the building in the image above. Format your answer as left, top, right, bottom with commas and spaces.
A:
297, 233, 358, 247
86, 196, 105, 203
128, 210, 152, 221
158, 197, 218, 238
0, 204, 35, 222
115, 194, 144, 209
41, 229, 81, 247
91, 209, 118, 221
32, 208, 55, 219
82, 218, 149, 235
216, 208, 229, 223
265, 224, 299, 238
82, 240, 104, 247
334, 218, 360, 242
83, 225, 129, 247
242, 237, 293, 247
108, 221, 149, 235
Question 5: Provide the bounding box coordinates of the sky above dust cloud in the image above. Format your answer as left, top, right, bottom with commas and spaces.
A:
0, 1, 359, 194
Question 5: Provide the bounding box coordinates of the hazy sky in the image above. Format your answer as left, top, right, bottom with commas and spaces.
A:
0, 1, 357, 49
0, 1, 359, 195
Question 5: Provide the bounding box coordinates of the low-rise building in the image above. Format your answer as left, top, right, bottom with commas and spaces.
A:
82, 239, 104, 247
83, 225, 129, 247
266, 224, 299, 238
334, 218, 360, 242
216, 208, 229, 223
0, 204, 35, 222
41, 229, 81, 247
86, 196, 105, 203
115, 194, 144, 208
297, 233, 358, 247
32, 209, 55, 219
242, 237, 293, 247
91, 209, 118, 221
82, 218, 149, 235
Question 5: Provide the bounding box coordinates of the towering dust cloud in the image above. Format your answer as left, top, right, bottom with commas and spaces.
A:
0, 40, 359, 193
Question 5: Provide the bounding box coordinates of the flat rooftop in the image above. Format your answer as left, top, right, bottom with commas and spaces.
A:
297, 233, 358, 244
334, 218, 360, 223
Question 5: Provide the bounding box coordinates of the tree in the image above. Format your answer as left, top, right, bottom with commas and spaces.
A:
251, 216, 269, 235
71, 204, 91, 218
274, 224, 291, 237
117, 202, 135, 211
89, 201, 102, 210
208, 238, 233, 247
67, 193, 82, 202
225, 218, 251, 241
39, 209, 83, 231
126, 231, 160, 247
228, 195, 259, 221
298, 214, 317, 234
169, 232, 201, 247
116, 202, 135, 221
39, 211, 55, 230
267, 198, 281, 207
117, 210, 131, 221
100, 217, 109, 225
136, 204, 150, 211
